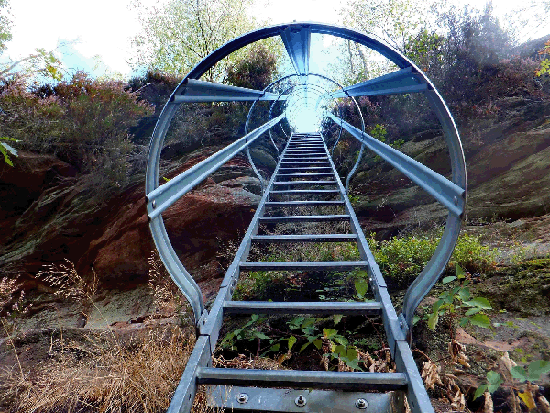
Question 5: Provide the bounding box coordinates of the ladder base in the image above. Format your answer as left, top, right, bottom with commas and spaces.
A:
207, 386, 401, 413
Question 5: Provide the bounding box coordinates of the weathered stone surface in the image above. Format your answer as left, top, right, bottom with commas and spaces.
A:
0, 148, 261, 290
351, 98, 550, 231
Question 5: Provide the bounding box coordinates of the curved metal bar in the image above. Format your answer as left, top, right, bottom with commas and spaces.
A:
400, 88, 467, 331
331, 117, 343, 156
148, 20, 466, 337
345, 143, 365, 191
146, 102, 206, 325
245, 72, 347, 149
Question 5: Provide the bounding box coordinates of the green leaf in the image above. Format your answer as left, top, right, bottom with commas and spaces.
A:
457, 287, 470, 302
313, 339, 322, 350
456, 264, 466, 279
487, 371, 502, 385
432, 299, 444, 313
474, 384, 488, 400
487, 371, 503, 393
412, 315, 421, 325
465, 307, 481, 316
355, 280, 368, 298
442, 276, 456, 284
334, 344, 345, 355
269, 343, 280, 352
464, 297, 492, 309
469, 314, 491, 328
346, 347, 358, 362
334, 314, 343, 325
427, 312, 439, 330
254, 332, 270, 340
288, 336, 297, 352
334, 336, 348, 346
323, 329, 337, 340
511, 366, 528, 382
527, 360, 550, 381
459, 317, 468, 327
300, 342, 311, 352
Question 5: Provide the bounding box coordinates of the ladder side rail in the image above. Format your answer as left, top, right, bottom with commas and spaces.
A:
326, 114, 465, 217
321, 134, 434, 413
147, 114, 284, 219
167, 137, 294, 413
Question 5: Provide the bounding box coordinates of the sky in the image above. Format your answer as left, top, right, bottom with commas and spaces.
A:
2, 0, 548, 80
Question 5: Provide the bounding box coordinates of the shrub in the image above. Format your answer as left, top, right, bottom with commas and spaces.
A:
368, 231, 497, 289
0, 72, 153, 187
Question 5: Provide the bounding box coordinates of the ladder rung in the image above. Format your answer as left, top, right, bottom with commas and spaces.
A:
285, 150, 325, 153
280, 162, 330, 165
276, 173, 335, 177
239, 261, 368, 271
251, 234, 357, 242
279, 167, 332, 171
269, 190, 339, 195
285, 151, 327, 154
197, 368, 408, 391
265, 201, 344, 206
273, 181, 336, 185
287, 145, 324, 148
259, 215, 350, 223
224, 301, 381, 315
281, 157, 328, 161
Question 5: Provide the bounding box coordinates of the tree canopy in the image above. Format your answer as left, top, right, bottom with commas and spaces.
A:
131, 0, 257, 82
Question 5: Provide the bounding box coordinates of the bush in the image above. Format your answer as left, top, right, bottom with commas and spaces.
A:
0, 72, 153, 186
367, 231, 497, 289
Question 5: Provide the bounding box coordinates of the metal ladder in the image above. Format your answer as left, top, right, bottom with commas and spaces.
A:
166, 132, 434, 413
145, 22, 467, 413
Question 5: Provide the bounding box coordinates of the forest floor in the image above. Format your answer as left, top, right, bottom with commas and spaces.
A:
1, 215, 549, 412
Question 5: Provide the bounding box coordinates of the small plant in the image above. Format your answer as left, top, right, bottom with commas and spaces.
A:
0, 137, 18, 166
287, 316, 360, 371
427, 264, 492, 330
475, 359, 550, 409
220, 314, 270, 351
368, 231, 497, 288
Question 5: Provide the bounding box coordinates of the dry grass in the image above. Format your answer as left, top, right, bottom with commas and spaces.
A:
0, 256, 201, 413
1, 324, 194, 413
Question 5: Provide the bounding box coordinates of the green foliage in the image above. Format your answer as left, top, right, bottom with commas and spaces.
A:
342, 0, 434, 53
0, 136, 17, 166
220, 314, 269, 350
131, 0, 256, 80
226, 44, 278, 90
368, 124, 387, 142
511, 360, 550, 383
535, 39, 550, 77
0, 0, 11, 55
287, 316, 361, 371
0, 47, 64, 81
475, 360, 550, 400
0, 72, 153, 186
404, 29, 446, 73
367, 231, 497, 288
427, 264, 492, 330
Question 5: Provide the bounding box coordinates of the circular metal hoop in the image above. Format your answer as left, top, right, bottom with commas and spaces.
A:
145, 22, 467, 327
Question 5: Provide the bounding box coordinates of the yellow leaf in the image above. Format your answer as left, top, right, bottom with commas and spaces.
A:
519, 390, 536, 410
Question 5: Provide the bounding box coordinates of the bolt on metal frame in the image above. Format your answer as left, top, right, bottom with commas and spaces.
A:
145, 22, 466, 413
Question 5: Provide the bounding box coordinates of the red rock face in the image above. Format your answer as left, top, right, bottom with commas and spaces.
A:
1, 149, 261, 291
84, 179, 258, 287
